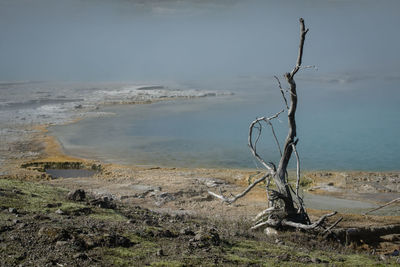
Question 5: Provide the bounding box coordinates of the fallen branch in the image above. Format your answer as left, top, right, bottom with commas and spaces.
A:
253, 207, 278, 222
363, 197, 400, 215
208, 174, 269, 204
332, 224, 400, 245
281, 211, 337, 230
323, 217, 343, 234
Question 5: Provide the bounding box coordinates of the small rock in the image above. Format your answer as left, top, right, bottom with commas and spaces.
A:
379, 254, 386, 262
16, 223, 27, 229
127, 219, 136, 224
55, 209, 64, 215
311, 257, 321, 263
12, 219, 21, 224
264, 227, 278, 236
55, 241, 68, 248
180, 227, 195, 236
391, 249, 399, 256
158, 192, 175, 202
73, 253, 88, 260
101, 234, 132, 248
67, 189, 86, 201
90, 196, 116, 209
8, 208, 17, 214
12, 189, 23, 195
156, 248, 164, 256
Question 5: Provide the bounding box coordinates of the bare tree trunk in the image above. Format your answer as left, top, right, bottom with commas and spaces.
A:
273, 18, 308, 216
209, 18, 339, 232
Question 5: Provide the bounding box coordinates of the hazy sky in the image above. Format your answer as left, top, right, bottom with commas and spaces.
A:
1, 0, 399, 82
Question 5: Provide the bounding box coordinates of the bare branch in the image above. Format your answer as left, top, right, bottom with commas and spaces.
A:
251, 221, 269, 230
248, 110, 284, 172
291, 18, 309, 77
323, 217, 343, 234
363, 197, 400, 215
299, 65, 316, 70
281, 211, 337, 230
274, 75, 289, 109
253, 207, 278, 222
291, 142, 301, 198
266, 119, 282, 157
208, 174, 269, 204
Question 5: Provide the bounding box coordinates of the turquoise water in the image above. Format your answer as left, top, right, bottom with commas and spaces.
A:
51, 77, 400, 171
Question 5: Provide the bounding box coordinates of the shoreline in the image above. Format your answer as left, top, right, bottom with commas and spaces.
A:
0, 81, 398, 219
1, 89, 399, 258
5, 118, 399, 214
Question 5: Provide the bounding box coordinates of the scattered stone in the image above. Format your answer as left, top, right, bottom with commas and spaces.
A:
156, 248, 164, 256
67, 189, 86, 201
12, 189, 24, 195
72, 207, 92, 216
12, 219, 21, 224
264, 227, 278, 236
128, 185, 161, 198
196, 178, 225, 188
16, 223, 27, 229
391, 249, 399, 256
90, 196, 116, 209
55, 241, 68, 248
156, 229, 178, 238
158, 192, 175, 201
8, 207, 17, 214
155, 192, 175, 206
311, 257, 321, 263
127, 219, 136, 224
73, 252, 88, 260
379, 254, 387, 262
55, 209, 65, 215
193, 228, 220, 246
101, 234, 132, 248
180, 227, 195, 236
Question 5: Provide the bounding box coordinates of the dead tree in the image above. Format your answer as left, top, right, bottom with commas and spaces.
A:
209, 18, 340, 232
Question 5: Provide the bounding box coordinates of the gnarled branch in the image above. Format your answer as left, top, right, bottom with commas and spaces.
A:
208, 174, 270, 204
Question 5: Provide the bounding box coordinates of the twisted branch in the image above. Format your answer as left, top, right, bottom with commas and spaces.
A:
248, 110, 284, 172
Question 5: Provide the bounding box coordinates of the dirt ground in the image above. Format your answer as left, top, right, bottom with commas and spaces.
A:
1, 124, 400, 266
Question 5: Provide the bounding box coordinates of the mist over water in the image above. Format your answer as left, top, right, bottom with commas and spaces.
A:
2, 0, 400, 170
1, 0, 400, 82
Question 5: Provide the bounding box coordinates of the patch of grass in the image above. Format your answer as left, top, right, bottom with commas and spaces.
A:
101, 240, 159, 266
0, 178, 126, 222
0, 178, 68, 213
225, 253, 258, 264
299, 176, 313, 188
89, 209, 127, 222
150, 261, 184, 267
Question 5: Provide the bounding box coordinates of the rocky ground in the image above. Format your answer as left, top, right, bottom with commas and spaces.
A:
1, 178, 399, 266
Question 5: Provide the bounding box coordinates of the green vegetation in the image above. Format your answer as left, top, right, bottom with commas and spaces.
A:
0, 178, 396, 266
